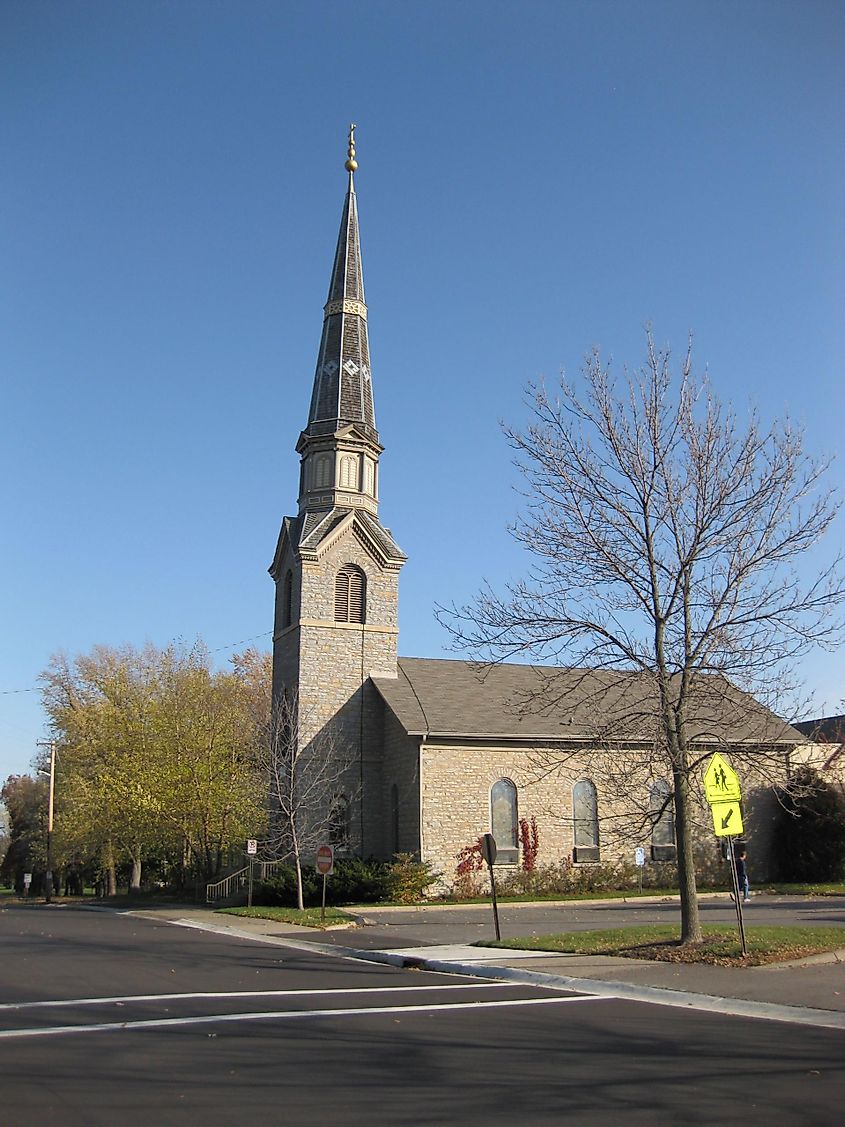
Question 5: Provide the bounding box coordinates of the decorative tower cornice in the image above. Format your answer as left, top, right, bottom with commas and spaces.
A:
296, 126, 386, 519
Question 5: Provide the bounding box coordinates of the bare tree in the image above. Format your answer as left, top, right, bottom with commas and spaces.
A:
255, 690, 360, 911
439, 329, 844, 943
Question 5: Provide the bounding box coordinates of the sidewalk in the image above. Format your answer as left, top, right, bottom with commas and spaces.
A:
132, 901, 845, 1024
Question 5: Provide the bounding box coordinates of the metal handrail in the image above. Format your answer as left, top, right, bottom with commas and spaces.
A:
206, 860, 285, 903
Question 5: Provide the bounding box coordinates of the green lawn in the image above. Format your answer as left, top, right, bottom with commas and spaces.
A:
408, 883, 845, 907
759, 882, 845, 897
481, 923, 845, 966
219, 905, 357, 929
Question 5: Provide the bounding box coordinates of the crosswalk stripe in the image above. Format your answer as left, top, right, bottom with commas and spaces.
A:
0, 982, 510, 1012
0, 994, 603, 1040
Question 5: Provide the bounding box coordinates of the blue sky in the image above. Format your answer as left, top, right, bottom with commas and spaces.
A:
1, 0, 843, 784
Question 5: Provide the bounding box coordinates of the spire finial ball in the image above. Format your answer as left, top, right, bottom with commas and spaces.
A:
345, 122, 358, 173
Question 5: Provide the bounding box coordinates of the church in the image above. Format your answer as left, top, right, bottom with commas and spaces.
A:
269, 130, 804, 888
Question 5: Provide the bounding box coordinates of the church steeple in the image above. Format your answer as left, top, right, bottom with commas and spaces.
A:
297, 126, 382, 516
269, 128, 405, 859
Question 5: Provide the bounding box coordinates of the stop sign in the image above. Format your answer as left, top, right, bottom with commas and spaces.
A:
315, 844, 334, 876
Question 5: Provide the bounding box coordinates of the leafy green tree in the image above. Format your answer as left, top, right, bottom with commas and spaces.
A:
41, 641, 269, 890
42, 646, 171, 893
150, 645, 267, 882
0, 775, 47, 893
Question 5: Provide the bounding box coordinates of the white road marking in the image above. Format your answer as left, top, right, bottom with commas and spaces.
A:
0, 982, 512, 1012
153, 913, 845, 1032
0, 994, 602, 1040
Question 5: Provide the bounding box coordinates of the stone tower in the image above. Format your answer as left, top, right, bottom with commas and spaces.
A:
269, 127, 406, 856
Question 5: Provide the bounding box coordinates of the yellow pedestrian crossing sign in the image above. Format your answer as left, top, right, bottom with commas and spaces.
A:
703, 752, 741, 804
711, 800, 744, 837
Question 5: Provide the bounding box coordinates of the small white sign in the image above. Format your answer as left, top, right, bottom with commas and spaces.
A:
246, 839, 258, 855
634, 847, 645, 867
23, 872, 32, 887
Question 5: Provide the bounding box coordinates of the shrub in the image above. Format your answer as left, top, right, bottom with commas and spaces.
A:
256, 858, 392, 907
454, 838, 486, 899
465, 857, 645, 899
388, 854, 439, 903
328, 858, 392, 903
773, 768, 845, 882
255, 864, 319, 907
519, 817, 539, 872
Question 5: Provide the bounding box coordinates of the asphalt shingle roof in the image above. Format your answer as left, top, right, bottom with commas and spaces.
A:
371, 658, 802, 746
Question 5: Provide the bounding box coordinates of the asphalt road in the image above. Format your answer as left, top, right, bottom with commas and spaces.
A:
1, 903, 843, 1125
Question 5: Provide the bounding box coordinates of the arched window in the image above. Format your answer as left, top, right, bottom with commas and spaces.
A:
339, 454, 358, 490
334, 564, 366, 624
650, 780, 676, 861
390, 783, 400, 855
314, 454, 332, 489
363, 457, 375, 496
573, 779, 599, 863
282, 570, 293, 629
329, 794, 350, 849
490, 778, 519, 865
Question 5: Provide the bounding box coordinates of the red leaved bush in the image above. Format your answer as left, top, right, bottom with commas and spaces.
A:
520, 816, 539, 872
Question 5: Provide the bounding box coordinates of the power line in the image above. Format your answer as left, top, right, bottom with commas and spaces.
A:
211, 631, 272, 655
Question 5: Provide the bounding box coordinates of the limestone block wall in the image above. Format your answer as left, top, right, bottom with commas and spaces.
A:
371, 706, 421, 859
271, 522, 401, 858
300, 529, 399, 631
419, 740, 786, 889
419, 742, 577, 885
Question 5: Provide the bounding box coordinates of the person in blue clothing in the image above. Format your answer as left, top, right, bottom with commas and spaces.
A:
734, 843, 751, 903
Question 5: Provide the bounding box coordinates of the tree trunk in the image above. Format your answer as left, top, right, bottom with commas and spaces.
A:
673, 767, 702, 943
103, 839, 117, 897
292, 838, 306, 915
130, 853, 142, 892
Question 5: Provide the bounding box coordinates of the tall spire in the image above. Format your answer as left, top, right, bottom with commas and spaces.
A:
305, 124, 377, 443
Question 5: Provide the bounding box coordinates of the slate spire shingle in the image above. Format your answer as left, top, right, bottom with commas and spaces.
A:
306, 124, 377, 442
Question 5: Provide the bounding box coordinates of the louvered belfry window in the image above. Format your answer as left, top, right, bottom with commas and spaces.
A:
334, 564, 366, 624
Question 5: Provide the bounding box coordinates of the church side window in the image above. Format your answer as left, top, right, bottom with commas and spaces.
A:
573, 779, 600, 863
282, 570, 293, 629
650, 780, 676, 861
490, 778, 518, 865
339, 454, 359, 490
314, 454, 332, 489
329, 794, 350, 849
334, 564, 366, 624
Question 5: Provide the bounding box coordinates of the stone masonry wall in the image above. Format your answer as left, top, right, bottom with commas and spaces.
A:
272, 520, 400, 858
370, 706, 420, 859
420, 741, 784, 890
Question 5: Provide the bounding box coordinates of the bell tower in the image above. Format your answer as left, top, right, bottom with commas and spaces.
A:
269, 127, 406, 856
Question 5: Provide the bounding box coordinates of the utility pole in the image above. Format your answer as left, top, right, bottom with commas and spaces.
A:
36, 740, 56, 903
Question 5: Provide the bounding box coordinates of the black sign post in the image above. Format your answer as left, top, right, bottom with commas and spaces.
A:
726, 838, 748, 955
480, 832, 501, 941
246, 839, 258, 909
